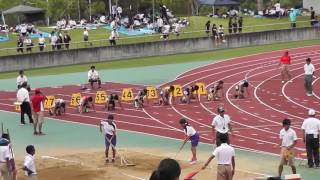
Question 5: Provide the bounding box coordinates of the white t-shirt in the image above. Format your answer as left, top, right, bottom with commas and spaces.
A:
17, 88, 30, 102
83, 30, 89, 37
17, 75, 27, 86
275, 3, 281, 12
88, 70, 99, 80
101, 121, 117, 136
280, 128, 298, 147
304, 63, 315, 75
213, 143, 235, 165
0, 145, 10, 162
212, 114, 231, 133
185, 125, 196, 136
38, 37, 45, 44
301, 117, 320, 136
109, 30, 119, 40
24, 154, 36, 175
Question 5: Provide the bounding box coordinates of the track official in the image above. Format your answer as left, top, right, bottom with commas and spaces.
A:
301, 109, 320, 168
16, 82, 33, 125
212, 106, 232, 147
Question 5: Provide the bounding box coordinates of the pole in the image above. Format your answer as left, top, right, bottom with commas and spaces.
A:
89, 0, 92, 21
152, 0, 155, 23
1, 11, 5, 25
46, 0, 49, 26
109, 0, 112, 17
78, 0, 81, 21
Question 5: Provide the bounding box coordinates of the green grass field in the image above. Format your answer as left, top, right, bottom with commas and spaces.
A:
0, 15, 311, 56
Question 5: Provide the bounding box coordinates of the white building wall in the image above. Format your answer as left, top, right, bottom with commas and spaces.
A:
303, 0, 320, 14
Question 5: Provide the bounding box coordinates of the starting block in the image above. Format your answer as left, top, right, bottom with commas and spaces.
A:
285, 174, 301, 180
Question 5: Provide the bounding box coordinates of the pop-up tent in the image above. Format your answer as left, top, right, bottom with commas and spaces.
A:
198, 0, 240, 7
2, 5, 46, 24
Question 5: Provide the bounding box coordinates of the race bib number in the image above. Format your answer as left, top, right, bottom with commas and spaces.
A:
121, 88, 134, 101
194, 82, 207, 95
44, 96, 55, 109
70, 93, 81, 106
173, 85, 183, 97
95, 91, 107, 104
146, 86, 158, 99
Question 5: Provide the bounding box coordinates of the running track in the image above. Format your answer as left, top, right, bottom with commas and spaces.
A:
1, 45, 320, 157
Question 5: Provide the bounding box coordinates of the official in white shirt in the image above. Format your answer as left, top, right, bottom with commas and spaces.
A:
304, 58, 315, 96
100, 114, 117, 163
0, 139, 11, 180
16, 82, 33, 125
301, 109, 320, 168
202, 133, 235, 180
88, 65, 101, 89
23, 145, 37, 180
278, 119, 297, 178
17, 70, 28, 89
212, 106, 232, 147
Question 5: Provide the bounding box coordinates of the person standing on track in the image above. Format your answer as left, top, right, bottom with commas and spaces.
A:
16, 82, 33, 125
179, 118, 199, 164
31, 89, 46, 135
212, 106, 232, 147
301, 109, 320, 168
304, 58, 315, 96
100, 114, 117, 163
202, 133, 235, 180
17, 70, 28, 90
279, 51, 292, 84
278, 119, 297, 178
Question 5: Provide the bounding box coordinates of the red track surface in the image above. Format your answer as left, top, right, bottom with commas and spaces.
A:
1, 45, 320, 156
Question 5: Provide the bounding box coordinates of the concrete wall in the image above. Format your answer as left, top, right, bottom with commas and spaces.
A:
303, 0, 320, 14
1, 27, 320, 72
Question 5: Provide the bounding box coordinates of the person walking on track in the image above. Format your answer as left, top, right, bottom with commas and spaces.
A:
16, 82, 33, 125
279, 51, 292, 84
278, 119, 297, 178
202, 133, 235, 180
304, 58, 315, 96
31, 89, 46, 135
212, 106, 233, 147
301, 109, 320, 168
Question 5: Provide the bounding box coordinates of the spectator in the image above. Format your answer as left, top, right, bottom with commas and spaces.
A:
232, 17, 238, 33
83, 28, 91, 46
157, 17, 164, 33
205, 20, 211, 35
238, 17, 243, 33
275, 1, 281, 18
63, 31, 71, 49
38, 34, 45, 52
212, 24, 219, 45
310, 7, 316, 26
228, 18, 232, 34
23, 145, 37, 180
150, 158, 181, 180
24, 35, 33, 53
162, 23, 170, 40
117, 6, 122, 18
218, 25, 225, 43
17, 36, 24, 53
109, 28, 119, 46
49, 31, 57, 51
56, 34, 63, 50
289, 8, 300, 28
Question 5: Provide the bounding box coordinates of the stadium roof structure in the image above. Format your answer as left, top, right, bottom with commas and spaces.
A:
198, 0, 240, 7
3, 5, 45, 15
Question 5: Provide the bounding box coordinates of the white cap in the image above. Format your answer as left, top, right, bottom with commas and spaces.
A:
308, 109, 316, 116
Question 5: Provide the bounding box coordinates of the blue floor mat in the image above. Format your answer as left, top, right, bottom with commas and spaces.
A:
104, 25, 155, 36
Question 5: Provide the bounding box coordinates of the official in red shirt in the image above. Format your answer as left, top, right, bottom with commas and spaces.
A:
31, 89, 46, 135
279, 51, 292, 83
